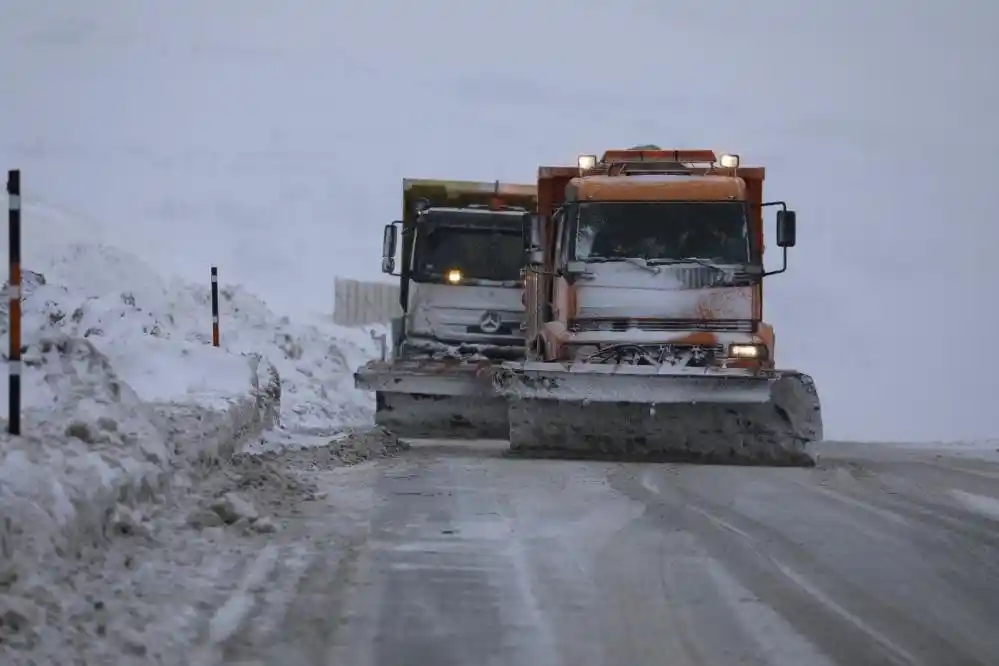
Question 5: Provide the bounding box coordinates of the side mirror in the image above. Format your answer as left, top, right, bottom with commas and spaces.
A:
381, 223, 398, 274
776, 210, 797, 248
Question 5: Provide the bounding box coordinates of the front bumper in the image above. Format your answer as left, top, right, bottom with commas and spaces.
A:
354, 360, 497, 397
491, 361, 776, 404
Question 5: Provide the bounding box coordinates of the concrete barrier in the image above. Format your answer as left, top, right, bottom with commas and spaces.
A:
333, 277, 401, 327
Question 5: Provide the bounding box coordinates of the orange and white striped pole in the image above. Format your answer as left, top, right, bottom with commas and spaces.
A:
210, 266, 220, 347
6, 169, 21, 435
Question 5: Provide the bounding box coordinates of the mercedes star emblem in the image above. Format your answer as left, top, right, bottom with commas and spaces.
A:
479, 311, 502, 333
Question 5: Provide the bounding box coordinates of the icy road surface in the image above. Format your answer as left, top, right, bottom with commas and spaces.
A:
258, 439, 999, 666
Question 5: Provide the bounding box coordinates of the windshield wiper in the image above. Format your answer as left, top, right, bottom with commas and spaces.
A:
650, 257, 747, 285
648, 257, 728, 274
581, 256, 661, 273
622, 256, 661, 274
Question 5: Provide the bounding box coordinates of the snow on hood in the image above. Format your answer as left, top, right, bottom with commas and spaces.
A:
407, 282, 523, 340
574, 262, 753, 320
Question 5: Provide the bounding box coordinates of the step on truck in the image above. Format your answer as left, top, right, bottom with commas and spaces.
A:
490, 147, 823, 465
354, 178, 537, 439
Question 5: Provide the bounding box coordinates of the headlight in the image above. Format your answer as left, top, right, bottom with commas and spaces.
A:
446, 269, 462, 284
578, 154, 597, 170
729, 343, 766, 359
718, 153, 740, 168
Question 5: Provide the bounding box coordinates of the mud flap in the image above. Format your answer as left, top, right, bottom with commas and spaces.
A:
355, 360, 508, 440
494, 364, 822, 466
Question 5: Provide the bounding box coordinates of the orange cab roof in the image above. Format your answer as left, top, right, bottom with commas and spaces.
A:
571, 174, 746, 202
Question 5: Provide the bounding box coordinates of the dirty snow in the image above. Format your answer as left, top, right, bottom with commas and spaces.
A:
0, 209, 388, 662
0, 0, 995, 662
820, 439, 999, 464
950, 490, 999, 522
0, 423, 405, 665
1, 228, 383, 429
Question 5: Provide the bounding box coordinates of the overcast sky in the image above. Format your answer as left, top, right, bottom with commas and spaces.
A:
1, 0, 996, 441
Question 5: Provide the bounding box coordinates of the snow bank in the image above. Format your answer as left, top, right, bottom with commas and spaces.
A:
0, 334, 279, 635
0, 332, 280, 626
0, 426, 402, 664
6, 236, 380, 430
0, 236, 382, 648
191, 425, 408, 532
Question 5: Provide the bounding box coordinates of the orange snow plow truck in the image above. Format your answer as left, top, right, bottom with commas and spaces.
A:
490, 147, 823, 465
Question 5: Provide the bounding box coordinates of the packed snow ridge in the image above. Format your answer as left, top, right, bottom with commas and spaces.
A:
0, 229, 388, 655
3, 237, 383, 429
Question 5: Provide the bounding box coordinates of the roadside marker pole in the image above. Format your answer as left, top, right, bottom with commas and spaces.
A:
6, 170, 21, 435
211, 266, 220, 347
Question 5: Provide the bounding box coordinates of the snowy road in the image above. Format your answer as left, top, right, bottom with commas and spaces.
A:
252, 439, 999, 666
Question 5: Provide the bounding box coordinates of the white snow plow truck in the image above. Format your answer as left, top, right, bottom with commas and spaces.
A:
491, 147, 823, 465
354, 178, 537, 439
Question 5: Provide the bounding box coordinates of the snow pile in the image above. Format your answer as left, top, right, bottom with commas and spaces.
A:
189, 426, 408, 534
0, 293, 280, 631
0, 335, 276, 649
0, 336, 170, 579
0, 425, 404, 664
0, 234, 383, 655
3, 234, 382, 430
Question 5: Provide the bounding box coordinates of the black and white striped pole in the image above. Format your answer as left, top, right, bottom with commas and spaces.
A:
210, 266, 220, 347
6, 169, 21, 435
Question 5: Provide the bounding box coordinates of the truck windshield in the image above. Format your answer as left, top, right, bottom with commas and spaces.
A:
573, 201, 750, 264
413, 224, 524, 283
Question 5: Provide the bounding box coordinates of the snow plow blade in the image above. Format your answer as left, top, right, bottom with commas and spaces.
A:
355, 360, 507, 439
491, 363, 822, 466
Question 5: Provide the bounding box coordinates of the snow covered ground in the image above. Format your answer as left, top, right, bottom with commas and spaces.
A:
0, 215, 383, 430
0, 0, 996, 663
1, 416, 405, 666
0, 208, 391, 662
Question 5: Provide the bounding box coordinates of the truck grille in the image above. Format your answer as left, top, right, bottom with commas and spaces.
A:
580, 342, 726, 368
672, 267, 756, 289
568, 318, 755, 333
465, 322, 519, 335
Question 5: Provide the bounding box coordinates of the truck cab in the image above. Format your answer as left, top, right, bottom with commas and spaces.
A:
380, 179, 538, 363
356, 178, 538, 439
524, 148, 797, 374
